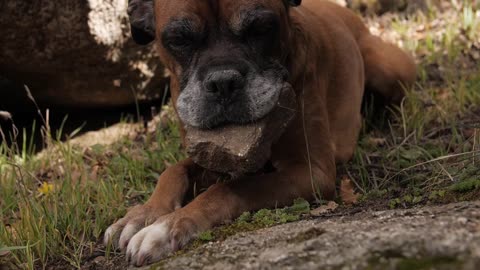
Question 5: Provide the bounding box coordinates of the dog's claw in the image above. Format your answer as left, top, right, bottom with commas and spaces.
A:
136, 252, 152, 267
171, 239, 180, 252
119, 223, 142, 250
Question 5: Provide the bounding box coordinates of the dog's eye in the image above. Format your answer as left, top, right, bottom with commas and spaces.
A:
242, 10, 279, 38
161, 19, 203, 53
248, 23, 275, 36
164, 34, 192, 50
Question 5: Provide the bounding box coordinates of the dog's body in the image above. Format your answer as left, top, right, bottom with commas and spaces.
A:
105, 0, 416, 266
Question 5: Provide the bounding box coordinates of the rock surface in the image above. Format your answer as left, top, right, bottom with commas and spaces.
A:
345, 0, 428, 15
151, 201, 480, 270
0, 0, 167, 110
185, 86, 297, 175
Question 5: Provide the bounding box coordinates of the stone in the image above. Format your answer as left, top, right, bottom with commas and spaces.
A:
346, 0, 428, 15
185, 85, 297, 174
158, 201, 480, 270
0, 0, 167, 111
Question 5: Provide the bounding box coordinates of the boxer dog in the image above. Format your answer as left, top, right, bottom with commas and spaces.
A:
104, 0, 416, 266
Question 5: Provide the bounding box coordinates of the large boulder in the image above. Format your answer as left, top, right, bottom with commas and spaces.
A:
345, 0, 428, 15
0, 0, 167, 111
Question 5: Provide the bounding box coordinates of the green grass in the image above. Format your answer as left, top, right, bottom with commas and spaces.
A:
1, 1, 480, 269
346, 0, 480, 206
0, 117, 184, 269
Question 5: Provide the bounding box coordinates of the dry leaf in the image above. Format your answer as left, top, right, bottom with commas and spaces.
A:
90, 165, 100, 181
310, 201, 339, 216
367, 137, 387, 147
71, 170, 87, 185
437, 89, 451, 101
340, 177, 360, 205
5, 224, 18, 242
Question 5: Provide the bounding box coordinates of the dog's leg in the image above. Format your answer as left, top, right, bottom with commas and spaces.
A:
125, 158, 335, 266
104, 158, 219, 250
359, 34, 417, 104
122, 79, 337, 266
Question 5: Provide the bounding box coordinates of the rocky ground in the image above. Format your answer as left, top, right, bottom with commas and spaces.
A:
159, 202, 480, 270
85, 201, 480, 270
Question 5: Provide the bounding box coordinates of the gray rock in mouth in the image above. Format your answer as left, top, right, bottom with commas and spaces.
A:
185, 85, 297, 175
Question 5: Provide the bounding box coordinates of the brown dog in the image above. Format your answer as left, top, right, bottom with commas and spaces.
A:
104, 0, 416, 266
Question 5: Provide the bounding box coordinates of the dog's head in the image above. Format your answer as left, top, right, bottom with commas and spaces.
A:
128, 0, 301, 128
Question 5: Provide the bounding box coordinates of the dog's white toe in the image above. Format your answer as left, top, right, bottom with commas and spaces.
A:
103, 224, 121, 248
126, 221, 172, 267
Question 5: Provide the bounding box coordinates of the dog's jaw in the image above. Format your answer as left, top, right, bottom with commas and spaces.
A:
176, 62, 288, 129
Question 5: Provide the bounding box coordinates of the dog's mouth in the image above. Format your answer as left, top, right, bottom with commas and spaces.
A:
176, 61, 289, 129
184, 84, 297, 175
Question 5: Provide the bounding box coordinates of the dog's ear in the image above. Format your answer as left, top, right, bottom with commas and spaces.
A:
288, 0, 302, 6
128, 0, 155, 45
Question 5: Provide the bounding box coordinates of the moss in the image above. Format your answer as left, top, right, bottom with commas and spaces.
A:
428, 190, 446, 201
367, 255, 462, 270
389, 198, 402, 209
395, 257, 461, 270
187, 198, 310, 246
389, 194, 424, 209
197, 231, 214, 242
449, 178, 480, 193
363, 189, 388, 200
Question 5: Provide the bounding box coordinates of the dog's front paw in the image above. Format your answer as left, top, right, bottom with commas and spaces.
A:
104, 204, 172, 251
126, 213, 197, 267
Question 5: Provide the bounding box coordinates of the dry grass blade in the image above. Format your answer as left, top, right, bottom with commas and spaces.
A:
384, 150, 480, 183
0, 111, 12, 121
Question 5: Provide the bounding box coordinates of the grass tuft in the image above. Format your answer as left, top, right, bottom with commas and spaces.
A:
0, 110, 183, 269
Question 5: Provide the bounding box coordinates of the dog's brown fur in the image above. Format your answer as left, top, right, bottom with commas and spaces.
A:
105, 1, 416, 266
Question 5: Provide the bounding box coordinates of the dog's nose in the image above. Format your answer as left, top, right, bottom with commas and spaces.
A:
203, 69, 245, 99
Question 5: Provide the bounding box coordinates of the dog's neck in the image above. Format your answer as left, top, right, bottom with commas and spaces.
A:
285, 15, 309, 87
286, 7, 330, 94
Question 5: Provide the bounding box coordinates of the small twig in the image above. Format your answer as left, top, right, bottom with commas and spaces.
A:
400, 97, 407, 139
25, 85, 53, 148
473, 129, 478, 165
386, 131, 415, 158
24, 85, 47, 126
435, 160, 455, 182
6, 162, 43, 186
